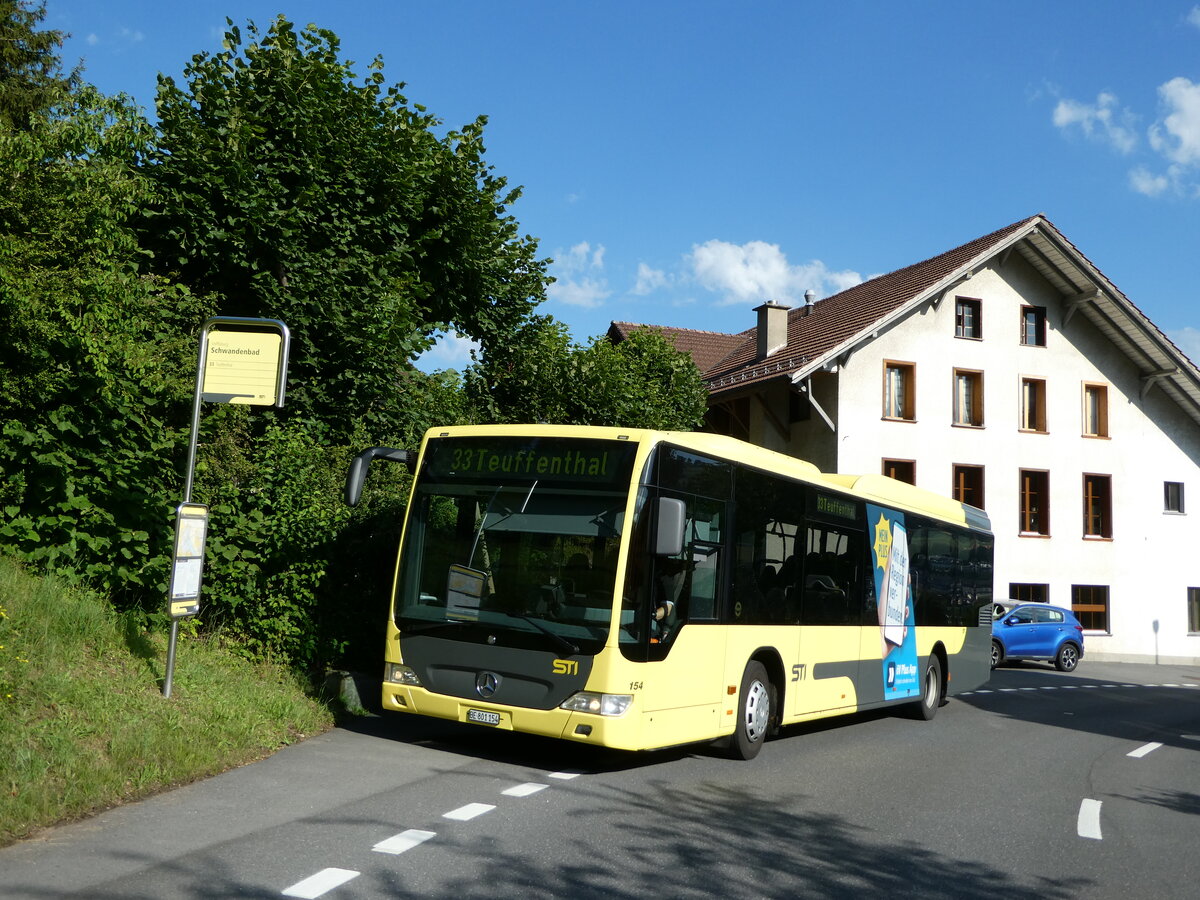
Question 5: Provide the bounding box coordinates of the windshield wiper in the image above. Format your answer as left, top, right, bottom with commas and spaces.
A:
499, 611, 580, 657
468, 480, 538, 567
398, 620, 464, 638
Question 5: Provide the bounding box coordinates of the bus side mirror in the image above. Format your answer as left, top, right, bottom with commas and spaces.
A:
344, 447, 414, 507
654, 497, 686, 556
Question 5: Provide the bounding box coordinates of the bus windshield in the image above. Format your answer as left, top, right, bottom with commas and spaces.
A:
394, 436, 639, 654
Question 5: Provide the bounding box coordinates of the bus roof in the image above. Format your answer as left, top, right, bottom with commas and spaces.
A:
419, 424, 992, 535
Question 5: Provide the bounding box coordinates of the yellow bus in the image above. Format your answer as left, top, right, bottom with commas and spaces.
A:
345, 425, 993, 759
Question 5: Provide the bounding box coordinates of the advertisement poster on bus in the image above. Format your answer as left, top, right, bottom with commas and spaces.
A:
868, 504, 919, 700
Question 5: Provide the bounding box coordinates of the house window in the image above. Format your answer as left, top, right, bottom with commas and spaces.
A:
952, 464, 985, 509
1021, 305, 1046, 346
1189, 587, 1200, 634
1072, 584, 1109, 632
1083, 474, 1112, 538
1083, 383, 1109, 437
1019, 469, 1050, 535
953, 369, 984, 426
883, 459, 916, 485
1010, 583, 1049, 604
1165, 481, 1185, 514
955, 297, 982, 339
883, 361, 915, 420
1020, 377, 1047, 432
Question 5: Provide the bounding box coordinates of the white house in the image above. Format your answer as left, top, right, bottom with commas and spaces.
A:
610, 215, 1200, 665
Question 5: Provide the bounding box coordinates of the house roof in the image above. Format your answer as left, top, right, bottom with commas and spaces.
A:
613, 215, 1200, 427
606, 321, 746, 374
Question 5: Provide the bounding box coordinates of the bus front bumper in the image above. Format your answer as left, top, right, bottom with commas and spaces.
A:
382, 682, 645, 750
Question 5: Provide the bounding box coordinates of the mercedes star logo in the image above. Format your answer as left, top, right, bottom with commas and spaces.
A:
475, 671, 501, 699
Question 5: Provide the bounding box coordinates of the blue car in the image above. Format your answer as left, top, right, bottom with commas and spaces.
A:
991, 603, 1085, 672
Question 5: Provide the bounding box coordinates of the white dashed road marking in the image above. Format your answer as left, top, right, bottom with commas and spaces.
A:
1077, 799, 1103, 840
443, 802, 496, 821
373, 829, 437, 855
503, 782, 549, 797
1127, 742, 1163, 758
282, 867, 360, 898
280, 773, 588, 894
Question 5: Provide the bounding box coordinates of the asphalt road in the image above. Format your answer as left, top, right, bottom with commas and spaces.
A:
2, 660, 1197, 899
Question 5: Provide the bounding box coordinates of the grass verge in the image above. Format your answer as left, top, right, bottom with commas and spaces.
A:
0, 557, 335, 847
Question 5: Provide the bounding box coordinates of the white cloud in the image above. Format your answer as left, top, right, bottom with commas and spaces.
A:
632, 263, 668, 295
556, 241, 604, 274
548, 277, 610, 308
1129, 166, 1171, 196
1148, 77, 1200, 166
1168, 326, 1200, 365
547, 241, 612, 308
1052, 92, 1138, 154
1188, 6, 1200, 30
86, 33, 98, 46
689, 239, 862, 307
414, 332, 479, 372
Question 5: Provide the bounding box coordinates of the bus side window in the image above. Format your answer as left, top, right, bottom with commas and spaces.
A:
800, 526, 860, 625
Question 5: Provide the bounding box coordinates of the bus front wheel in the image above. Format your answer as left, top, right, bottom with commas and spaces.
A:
729, 661, 773, 760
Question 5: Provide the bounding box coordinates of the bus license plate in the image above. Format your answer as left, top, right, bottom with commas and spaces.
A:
467, 709, 501, 726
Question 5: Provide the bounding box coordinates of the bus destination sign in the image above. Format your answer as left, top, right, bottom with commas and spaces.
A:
425, 438, 636, 485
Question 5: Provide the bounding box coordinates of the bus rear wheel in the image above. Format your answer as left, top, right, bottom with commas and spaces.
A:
729, 661, 773, 760
913, 654, 943, 721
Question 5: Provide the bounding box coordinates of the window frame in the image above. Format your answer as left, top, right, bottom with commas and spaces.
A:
1019, 376, 1048, 433
882, 458, 916, 485
955, 297, 983, 340
953, 368, 985, 427
1019, 468, 1050, 536
1082, 382, 1110, 438
1071, 584, 1110, 632
1020, 305, 1047, 347
1082, 473, 1113, 539
1165, 481, 1185, 515
1009, 583, 1049, 605
882, 360, 916, 421
952, 463, 985, 509
1189, 587, 1200, 634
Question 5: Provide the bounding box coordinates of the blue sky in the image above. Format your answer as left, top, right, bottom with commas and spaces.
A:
47, 1, 1200, 370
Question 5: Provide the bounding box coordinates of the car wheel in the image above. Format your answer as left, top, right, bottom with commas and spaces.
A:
1055, 643, 1080, 672
729, 661, 772, 760
912, 654, 943, 721
990, 640, 1003, 669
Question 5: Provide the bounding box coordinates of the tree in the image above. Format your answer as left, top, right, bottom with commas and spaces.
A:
467, 316, 709, 430
0, 86, 206, 598
144, 17, 550, 442
0, 0, 78, 132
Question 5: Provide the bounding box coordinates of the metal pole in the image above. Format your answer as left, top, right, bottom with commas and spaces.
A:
163, 620, 179, 698
163, 331, 208, 698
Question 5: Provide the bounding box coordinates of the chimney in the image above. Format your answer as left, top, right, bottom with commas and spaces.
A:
754, 300, 791, 359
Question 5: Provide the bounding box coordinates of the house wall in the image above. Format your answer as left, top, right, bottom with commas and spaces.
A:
823, 252, 1200, 665
742, 374, 841, 472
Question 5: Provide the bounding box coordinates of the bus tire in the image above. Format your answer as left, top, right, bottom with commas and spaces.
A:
729, 661, 773, 760
913, 653, 942, 721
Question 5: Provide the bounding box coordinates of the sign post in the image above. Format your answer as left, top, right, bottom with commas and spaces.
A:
163, 317, 289, 698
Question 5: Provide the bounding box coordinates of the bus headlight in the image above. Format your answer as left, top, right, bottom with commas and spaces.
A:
386, 663, 422, 686
559, 691, 633, 717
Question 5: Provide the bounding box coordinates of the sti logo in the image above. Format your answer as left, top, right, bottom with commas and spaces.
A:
886, 661, 897, 687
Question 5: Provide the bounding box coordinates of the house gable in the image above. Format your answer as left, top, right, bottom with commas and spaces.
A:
611, 215, 1200, 429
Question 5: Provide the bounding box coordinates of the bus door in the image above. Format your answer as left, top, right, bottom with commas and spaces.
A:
627, 490, 728, 746
794, 517, 866, 716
